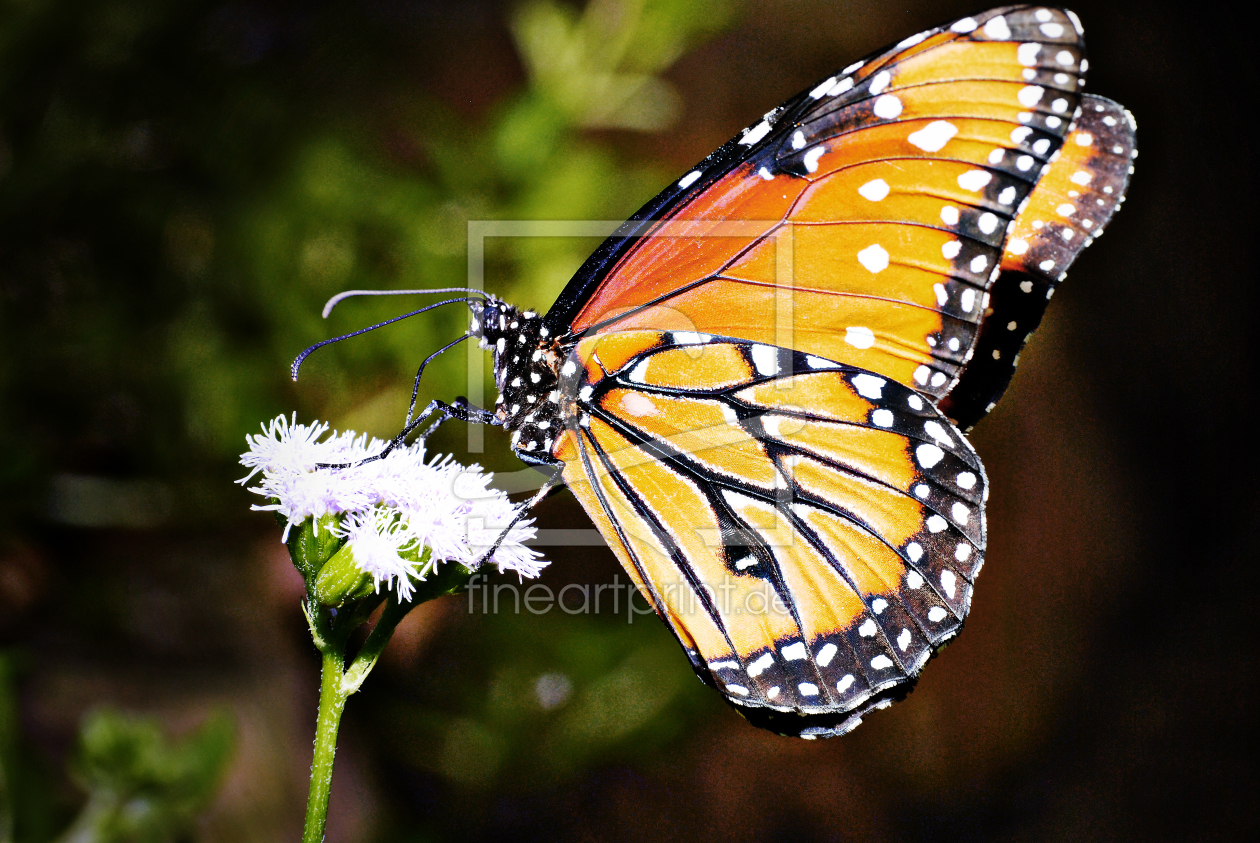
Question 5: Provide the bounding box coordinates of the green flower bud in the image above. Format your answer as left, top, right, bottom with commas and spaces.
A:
311, 540, 376, 607
285, 513, 344, 582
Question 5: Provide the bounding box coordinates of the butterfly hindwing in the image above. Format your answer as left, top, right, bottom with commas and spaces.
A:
551, 332, 986, 737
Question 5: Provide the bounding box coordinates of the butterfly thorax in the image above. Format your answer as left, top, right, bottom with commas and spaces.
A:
469, 296, 573, 463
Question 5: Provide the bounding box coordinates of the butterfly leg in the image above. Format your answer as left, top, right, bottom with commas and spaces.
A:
315, 398, 498, 469
472, 467, 563, 568
411, 396, 498, 442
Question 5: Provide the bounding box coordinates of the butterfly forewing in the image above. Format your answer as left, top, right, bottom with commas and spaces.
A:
552, 332, 986, 736
939, 94, 1136, 426
551, 5, 1099, 412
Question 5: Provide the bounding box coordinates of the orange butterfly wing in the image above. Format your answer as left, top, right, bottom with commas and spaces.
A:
551, 333, 984, 736
531, 6, 1135, 735
546, 5, 1134, 424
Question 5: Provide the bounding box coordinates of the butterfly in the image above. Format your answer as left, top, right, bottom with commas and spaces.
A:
413, 4, 1135, 738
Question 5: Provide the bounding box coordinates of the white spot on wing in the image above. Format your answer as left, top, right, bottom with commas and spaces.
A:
957, 170, 992, 191
803, 146, 825, 173
852, 373, 885, 398
845, 325, 876, 349
924, 420, 951, 444
896, 31, 929, 50
941, 569, 957, 598
983, 15, 1011, 40
740, 120, 772, 146
957, 471, 977, 489
871, 655, 894, 670
672, 331, 710, 345
859, 619, 877, 637
872, 409, 894, 428
1017, 42, 1041, 65
627, 358, 651, 383
809, 77, 837, 99
620, 393, 657, 417
1018, 85, 1045, 107
858, 178, 891, 201
869, 70, 891, 94
907, 120, 958, 152
798, 682, 820, 696
916, 443, 945, 468
816, 643, 838, 667
678, 170, 702, 188
873, 94, 903, 119
747, 653, 774, 677
928, 606, 948, 622
897, 628, 912, 650
857, 244, 890, 273
751, 344, 780, 375
951, 17, 978, 33
782, 642, 808, 661
838, 675, 856, 692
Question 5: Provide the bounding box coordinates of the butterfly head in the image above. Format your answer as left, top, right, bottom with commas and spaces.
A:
468, 296, 570, 464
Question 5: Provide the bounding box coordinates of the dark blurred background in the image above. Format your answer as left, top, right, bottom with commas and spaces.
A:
1, 0, 1254, 840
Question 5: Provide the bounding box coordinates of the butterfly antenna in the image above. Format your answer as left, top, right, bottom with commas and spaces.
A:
291, 297, 480, 381
322, 287, 487, 319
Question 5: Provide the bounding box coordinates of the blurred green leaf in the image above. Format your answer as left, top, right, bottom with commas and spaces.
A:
59, 708, 234, 843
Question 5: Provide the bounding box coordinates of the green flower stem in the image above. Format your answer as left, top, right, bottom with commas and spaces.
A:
343, 597, 410, 695
298, 550, 475, 842
300, 594, 411, 843
303, 620, 349, 843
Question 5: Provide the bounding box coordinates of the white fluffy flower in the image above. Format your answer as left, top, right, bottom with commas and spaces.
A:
330, 508, 426, 601
240, 414, 546, 595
